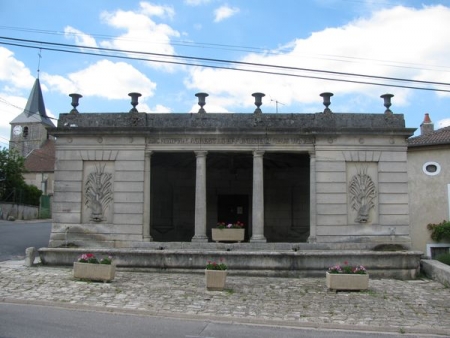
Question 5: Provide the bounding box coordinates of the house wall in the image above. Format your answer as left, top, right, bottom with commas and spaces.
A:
23, 172, 54, 195
408, 147, 450, 255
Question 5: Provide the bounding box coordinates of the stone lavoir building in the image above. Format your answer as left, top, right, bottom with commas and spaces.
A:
40, 92, 421, 278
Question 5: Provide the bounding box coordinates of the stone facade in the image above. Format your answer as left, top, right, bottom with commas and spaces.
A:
47, 94, 415, 250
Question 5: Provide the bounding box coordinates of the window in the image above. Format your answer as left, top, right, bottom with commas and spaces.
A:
23, 126, 29, 138
427, 244, 450, 259
423, 161, 441, 176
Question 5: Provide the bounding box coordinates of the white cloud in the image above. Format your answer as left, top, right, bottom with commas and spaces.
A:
214, 5, 240, 22
64, 26, 98, 48
0, 94, 27, 129
147, 104, 172, 113
184, 0, 211, 6
42, 59, 156, 100
139, 2, 175, 19
437, 118, 450, 129
0, 47, 35, 91
0, 47, 38, 145
99, 3, 180, 71
186, 5, 450, 111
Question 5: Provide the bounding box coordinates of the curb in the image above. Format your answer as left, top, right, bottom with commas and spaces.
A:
0, 297, 447, 336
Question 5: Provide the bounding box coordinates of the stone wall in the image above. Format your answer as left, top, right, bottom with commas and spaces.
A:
0, 202, 39, 220
314, 134, 410, 246
49, 136, 147, 248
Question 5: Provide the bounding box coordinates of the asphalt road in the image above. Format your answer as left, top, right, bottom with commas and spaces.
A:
0, 303, 435, 338
0, 220, 51, 261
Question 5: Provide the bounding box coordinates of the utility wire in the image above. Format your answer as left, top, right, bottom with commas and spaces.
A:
2, 36, 450, 87
1, 36, 450, 93
2, 24, 449, 73
0, 96, 58, 121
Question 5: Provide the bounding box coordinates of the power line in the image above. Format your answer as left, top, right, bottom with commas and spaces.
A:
0, 96, 58, 122
1, 36, 450, 93
2, 24, 449, 73
3, 35, 450, 86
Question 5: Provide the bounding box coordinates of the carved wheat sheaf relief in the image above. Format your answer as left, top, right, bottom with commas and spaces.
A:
349, 166, 377, 223
85, 163, 113, 222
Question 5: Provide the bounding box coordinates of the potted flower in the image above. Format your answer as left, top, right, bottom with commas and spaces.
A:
73, 253, 115, 282
205, 259, 227, 291
211, 221, 245, 242
326, 261, 369, 291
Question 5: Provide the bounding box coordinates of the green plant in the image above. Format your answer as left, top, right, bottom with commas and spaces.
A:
327, 261, 367, 274
206, 258, 227, 270
77, 253, 113, 265
435, 253, 450, 266
216, 221, 244, 229
427, 220, 450, 241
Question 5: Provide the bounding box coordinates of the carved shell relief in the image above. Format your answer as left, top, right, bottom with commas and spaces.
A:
349, 166, 377, 223
84, 163, 113, 222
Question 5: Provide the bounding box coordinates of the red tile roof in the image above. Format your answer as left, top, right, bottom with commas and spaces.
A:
407, 126, 450, 147
24, 139, 56, 172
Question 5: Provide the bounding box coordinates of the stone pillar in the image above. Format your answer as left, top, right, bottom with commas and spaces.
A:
250, 150, 267, 243
308, 153, 317, 243
143, 151, 153, 241
24, 247, 36, 267
192, 151, 208, 242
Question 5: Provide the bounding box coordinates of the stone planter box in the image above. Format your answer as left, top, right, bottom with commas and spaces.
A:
326, 272, 369, 291
211, 228, 244, 242
205, 269, 227, 291
73, 262, 116, 282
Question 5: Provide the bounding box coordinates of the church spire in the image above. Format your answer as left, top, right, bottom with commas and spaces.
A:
24, 78, 47, 118
10, 78, 54, 127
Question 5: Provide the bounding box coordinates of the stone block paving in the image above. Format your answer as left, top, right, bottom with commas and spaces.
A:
1, 261, 450, 336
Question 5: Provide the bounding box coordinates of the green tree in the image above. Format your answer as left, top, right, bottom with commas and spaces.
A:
0, 148, 42, 206
0, 148, 25, 201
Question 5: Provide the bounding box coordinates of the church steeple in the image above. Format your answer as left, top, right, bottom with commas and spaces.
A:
9, 78, 55, 157
11, 78, 54, 127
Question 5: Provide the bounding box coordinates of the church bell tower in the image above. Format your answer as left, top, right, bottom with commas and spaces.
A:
9, 78, 55, 157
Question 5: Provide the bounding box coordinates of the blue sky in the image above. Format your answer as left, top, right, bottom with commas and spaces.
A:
1, 0, 450, 148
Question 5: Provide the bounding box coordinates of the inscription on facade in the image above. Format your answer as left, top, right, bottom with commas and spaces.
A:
146, 137, 310, 145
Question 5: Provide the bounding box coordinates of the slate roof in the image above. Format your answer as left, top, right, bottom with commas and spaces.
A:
407, 126, 450, 147
24, 139, 55, 172
10, 78, 55, 127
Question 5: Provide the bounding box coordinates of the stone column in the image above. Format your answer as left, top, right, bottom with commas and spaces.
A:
250, 150, 267, 243
308, 152, 317, 243
143, 151, 153, 241
192, 151, 208, 242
